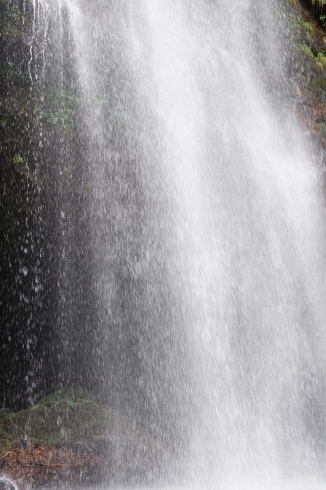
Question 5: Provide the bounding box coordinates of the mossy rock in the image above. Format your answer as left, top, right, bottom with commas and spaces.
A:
1, 387, 141, 450
0, 408, 11, 450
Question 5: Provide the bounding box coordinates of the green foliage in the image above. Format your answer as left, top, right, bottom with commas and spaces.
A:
301, 20, 314, 40
310, 74, 326, 90
299, 41, 326, 71
310, 0, 326, 24
12, 154, 24, 165
316, 51, 326, 69
312, 0, 325, 10
307, 73, 326, 104
299, 43, 315, 58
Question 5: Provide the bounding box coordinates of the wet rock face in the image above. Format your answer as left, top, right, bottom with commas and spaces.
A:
285, 1, 326, 156
301, 0, 326, 16
0, 0, 97, 411
0, 479, 16, 490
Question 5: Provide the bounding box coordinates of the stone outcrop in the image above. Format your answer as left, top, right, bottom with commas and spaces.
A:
0, 388, 161, 488
288, 1, 326, 158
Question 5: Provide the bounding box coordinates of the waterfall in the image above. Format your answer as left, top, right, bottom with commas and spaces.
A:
130, 2, 326, 486
22, 0, 326, 487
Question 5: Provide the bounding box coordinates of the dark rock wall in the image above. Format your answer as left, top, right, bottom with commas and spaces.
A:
0, 0, 97, 410
0, 5, 183, 459
0, 0, 55, 409
300, 0, 326, 16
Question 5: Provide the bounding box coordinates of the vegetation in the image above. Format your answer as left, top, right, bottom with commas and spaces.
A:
0, 442, 102, 486
0, 387, 141, 450
299, 42, 315, 57
312, 0, 325, 10
301, 19, 314, 39
12, 154, 24, 165
316, 50, 326, 68
0, 388, 156, 487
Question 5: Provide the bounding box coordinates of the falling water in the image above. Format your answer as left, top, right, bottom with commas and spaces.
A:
16, 0, 326, 487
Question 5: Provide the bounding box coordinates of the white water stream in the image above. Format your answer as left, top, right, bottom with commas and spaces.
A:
128, 2, 326, 486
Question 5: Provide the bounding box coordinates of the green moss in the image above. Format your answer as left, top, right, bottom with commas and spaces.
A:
0, 408, 12, 450
12, 154, 24, 165
300, 43, 315, 59
301, 20, 314, 41
309, 75, 326, 100
297, 73, 308, 86
298, 43, 326, 74
316, 51, 326, 69
1, 387, 141, 450
310, 75, 326, 89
